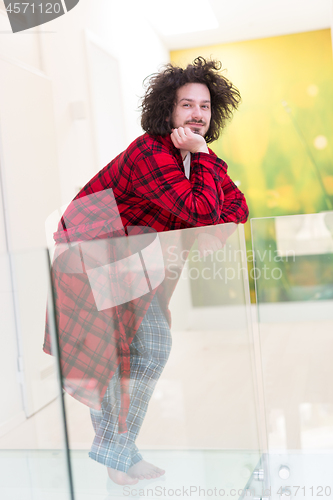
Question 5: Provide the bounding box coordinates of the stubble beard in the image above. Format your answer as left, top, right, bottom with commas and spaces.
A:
185, 120, 206, 136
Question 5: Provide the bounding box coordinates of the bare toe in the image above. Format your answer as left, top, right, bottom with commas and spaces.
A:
128, 460, 166, 481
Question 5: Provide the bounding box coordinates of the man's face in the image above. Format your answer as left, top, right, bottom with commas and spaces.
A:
170, 83, 211, 137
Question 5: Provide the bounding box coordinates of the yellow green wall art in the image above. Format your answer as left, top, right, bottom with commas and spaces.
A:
171, 29, 333, 219
172, 30, 333, 304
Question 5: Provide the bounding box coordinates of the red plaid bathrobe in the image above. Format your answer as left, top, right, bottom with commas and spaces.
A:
43, 133, 249, 432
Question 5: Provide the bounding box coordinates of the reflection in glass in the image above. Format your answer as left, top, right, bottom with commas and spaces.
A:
44, 200, 261, 497
0, 249, 72, 500
252, 213, 333, 498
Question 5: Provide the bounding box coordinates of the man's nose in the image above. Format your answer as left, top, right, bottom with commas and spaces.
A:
191, 105, 203, 120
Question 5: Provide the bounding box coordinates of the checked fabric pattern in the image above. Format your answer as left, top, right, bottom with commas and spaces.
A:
66, 133, 249, 233
89, 294, 172, 471
43, 132, 248, 432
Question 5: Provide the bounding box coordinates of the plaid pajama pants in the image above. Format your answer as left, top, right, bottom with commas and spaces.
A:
89, 294, 172, 472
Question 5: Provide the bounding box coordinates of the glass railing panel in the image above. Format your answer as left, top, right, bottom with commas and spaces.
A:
0, 248, 73, 500
251, 212, 333, 498
48, 212, 262, 499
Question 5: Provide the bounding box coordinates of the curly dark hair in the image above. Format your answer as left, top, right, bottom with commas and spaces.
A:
140, 57, 241, 144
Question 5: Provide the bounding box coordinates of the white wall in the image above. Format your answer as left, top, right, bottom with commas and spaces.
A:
0, 5, 45, 436
39, 0, 169, 204
0, 0, 169, 438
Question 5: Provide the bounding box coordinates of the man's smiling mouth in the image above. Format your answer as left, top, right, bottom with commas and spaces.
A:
186, 122, 204, 126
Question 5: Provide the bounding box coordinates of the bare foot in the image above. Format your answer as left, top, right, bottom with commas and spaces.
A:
107, 467, 139, 485
128, 460, 165, 480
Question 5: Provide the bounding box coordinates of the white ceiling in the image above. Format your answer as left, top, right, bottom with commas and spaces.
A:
146, 0, 333, 50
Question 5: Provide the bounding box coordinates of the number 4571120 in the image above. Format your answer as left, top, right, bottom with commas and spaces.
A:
6, 3, 62, 14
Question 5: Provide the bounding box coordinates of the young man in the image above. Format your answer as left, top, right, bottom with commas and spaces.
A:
44, 57, 248, 486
